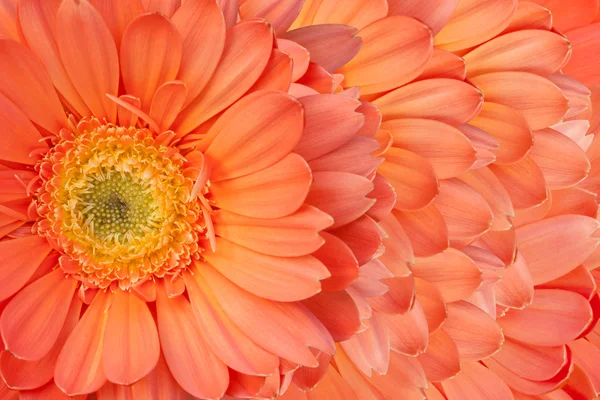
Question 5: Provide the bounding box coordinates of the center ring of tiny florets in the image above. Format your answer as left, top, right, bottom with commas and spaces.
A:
35, 118, 204, 290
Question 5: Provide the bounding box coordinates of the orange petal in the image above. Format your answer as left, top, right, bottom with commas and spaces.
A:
341, 314, 390, 375
550, 74, 593, 120
0, 0, 19, 41
374, 78, 483, 126
248, 48, 293, 93
172, 0, 226, 104
387, 0, 458, 35
19, 0, 90, 117
502, 1, 552, 33
413, 248, 482, 302
305, 171, 374, 229
116, 95, 141, 128
547, 187, 598, 219
88, 0, 143, 49
308, 136, 382, 177
368, 275, 415, 314
295, 62, 335, 93
1, 269, 76, 360
226, 371, 266, 399
103, 291, 159, 385
334, 345, 385, 398
434, 0, 518, 52
364, 351, 428, 397
434, 178, 494, 240
417, 48, 466, 81
529, 128, 590, 189
294, 94, 363, 161
202, 237, 329, 302
534, 0, 600, 31
303, 291, 361, 342
141, 0, 179, 17
278, 39, 309, 81
315, 232, 360, 292
414, 278, 447, 334
54, 291, 112, 395
0, 40, 66, 134
172, 19, 273, 135
471, 72, 568, 130
441, 361, 513, 400
499, 289, 593, 346
563, 363, 598, 400
155, 282, 229, 399
183, 271, 279, 376
337, 16, 433, 95
492, 339, 568, 381
465, 30, 571, 77
211, 153, 311, 219
149, 81, 187, 132
378, 212, 415, 276
197, 262, 335, 366
417, 329, 460, 382
282, 25, 362, 73
120, 13, 181, 111
213, 205, 331, 257
515, 215, 600, 285
292, 351, 329, 392
385, 300, 429, 356
393, 205, 449, 257
473, 227, 517, 266
569, 338, 600, 394
495, 252, 534, 309
563, 23, 600, 88
383, 119, 476, 179
444, 301, 504, 361
540, 265, 596, 302
468, 102, 533, 164
379, 147, 439, 211
330, 216, 382, 266
56, 0, 119, 122
205, 91, 303, 181
489, 156, 548, 209
19, 381, 85, 400
239, 0, 304, 35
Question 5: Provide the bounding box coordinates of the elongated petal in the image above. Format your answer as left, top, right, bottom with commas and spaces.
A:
515, 215, 600, 285
331, 215, 381, 266
417, 329, 460, 382
141, 0, 179, 17
303, 291, 361, 342
386, 300, 429, 356
312, 0, 387, 29
249, 49, 293, 93
393, 205, 449, 257
569, 339, 600, 393
374, 79, 483, 126
493, 339, 567, 381
495, 252, 533, 309
239, 0, 303, 35
489, 156, 548, 209
503, 2, 552, 33
378, 212, 414, 276
278, 39, 309, 82
316, 232, 360, 292
149, 81, 187, 132
563, 22, 600, 88
536, 0, 600, 31
341, 314, 390, 376
337, 16, 433, 95
88, 0, 143, 48
442, 361, 513, 400
417, 48, 466, 81
414, 278, 447, 333
387, 0, 458, 35
56, 0, 119, 122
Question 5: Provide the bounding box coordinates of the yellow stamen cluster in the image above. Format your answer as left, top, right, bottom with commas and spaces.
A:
36, 118, 204, 289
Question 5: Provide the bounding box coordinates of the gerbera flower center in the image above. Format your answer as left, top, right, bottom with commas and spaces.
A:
35, 118, 204, 290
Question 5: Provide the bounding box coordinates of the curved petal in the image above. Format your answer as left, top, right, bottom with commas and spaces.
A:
341, 314, 390, 376
417, 329, 460, 382
414, 278, 447, 333
494, 252, 534, 309
202, 238, 329, 302
378, 212, 415, 276
563, 23, 600, 87
417, 48, 466, 81
385, 300, 429, 356
56, 0, 119, 122
393, 205, 449, 257
249, 48, 293, 93
503, 1, 552, 33
277, 39, 309, 81
303, 291, 361, 342
308, 136, 382, 177
387, 0, 458, 35
316, 232, 360, 292
442, 361, 513, 400
535, 0, 600, 31
368, 275, 415, 314
492, 339, 568, 381
148, 81, 187, 132
331, 215, 382, 266
88, 0, 143, 48
239, 0, 304, 35
547, 187, 598, 219
141, 0, 179, 17
337, 16, 433, 95
569, 338, 600, 393
489, 156, 548, 209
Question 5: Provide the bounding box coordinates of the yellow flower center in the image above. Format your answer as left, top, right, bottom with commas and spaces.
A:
36, 118, 204, 290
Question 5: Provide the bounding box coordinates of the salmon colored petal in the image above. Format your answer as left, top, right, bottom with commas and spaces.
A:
213, 205, 331, 258
334, 345, 385, 398
547, 187, 598, 219
54, 291, 112, 395
226, 371, 265, 398
489, 156, 548, 209
341, 314, 390, 375
368, 275, 415, 314
386, 300, 429, 356
197, 262, 335, 366
203, 237, 329, 302
563, 364, 597, 400
308, 136, 382, 177
330, 216, 382, 266
379, 147, 438, 211
1, 269, 76, 360
417, 48, 466, 81
292, 352, 330, 391
563, 23, 600, 87
303, 291, 361, 342
457, 124, 500, 168
305, 171, 374, 229
211, 153, 311, 219
141, 0, 179, 17
277, 39, 309, 81
239, 0, 303, 35
294, 94, 363, 161
56, 0, 119, 123
19, 0, 90, 117
316, 232, 360, 292
378, 212, 414, 276
473, 228, 517, 266
365, 352, 427, 396
435, 178, 494, 240
471, 72, 568, 130
0, 0, 18, 40
414, 277, 447, 333
502, 1, 552, 33
540, 265, 596, 301
465, 30, 571, 78
417, 329, 460, 382
120, 13, 182, 111
305, 363, 358, 400
435, 0, 518, 52
492, 339, 568, 381
283, 25, 362, 73
393, 205, 449, 257
19, 381, 86, 400
88, 0, 143, 48
469, 102, 533, 165
387, 0, 458, 35
383, 119, 476, 179
295, 62, 335, 93
534, 0, 600, 31
0, 40, 66, 134
549, 75, 593, 120
374, 78, 483, 126
148, 81, 187, 132
249, 49, 293, 93
183, 271, 279, 376
569, 339, 600, 393
172, 19, 273, 136
515, 215, 600, 285
442, 361, 513, 400
529, 128, 591, 189
125, 354, 198, 399
349, 258, 393, 299
500, 289, 593, 346
337, 16, 433, 95
171, 0, 225, 105
116, 95, 141, 127
495, 252, 534, 309
413, 248, 482, 302
103, 291, 159, 385
205, 91, 303, 181
155, 284, 229, 399
444, 300, 504, 361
